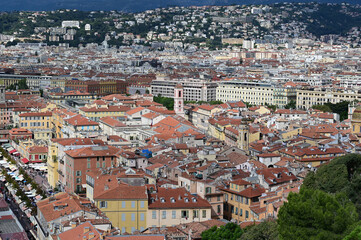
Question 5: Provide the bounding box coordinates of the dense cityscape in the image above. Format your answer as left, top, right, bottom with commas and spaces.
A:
0, 2, 361, 240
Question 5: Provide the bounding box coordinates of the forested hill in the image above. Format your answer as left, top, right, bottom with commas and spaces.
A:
1, 0, 360, 12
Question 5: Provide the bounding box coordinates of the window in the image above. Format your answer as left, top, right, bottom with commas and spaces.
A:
122, 201, 126, 208
87, 158, 91, 168
240, 209, 243, 216
181, 210, 189, 219
140, 213, 144, 221
131, 227, 135, 233
140, 201, 144, 208
246, 210, 249, 218
131, 201, 135, 208
202, 210, 207, 218
162, 211, 166, 219
245, 198, 249, 204
235, 207, 238, 215
217, 195, 221, 201
172, 210, 176, 219
76, 178, 81, 183
96, 162, 100, 168
102, 161, 106, 168
205, 187, 211, 194
76, 170, 81, 176
152, 211, 156, 219
122, 213, 126, 221
100, 201, 107, 208
217, 205, 221, 214
193, 210, 198, 219
131, 213, 135, 221
231, 206, 234, 214
121, 227, 126, 233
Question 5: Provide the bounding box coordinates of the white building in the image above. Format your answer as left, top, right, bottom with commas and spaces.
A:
61, 21, 80, 28
216, 81, 274, 105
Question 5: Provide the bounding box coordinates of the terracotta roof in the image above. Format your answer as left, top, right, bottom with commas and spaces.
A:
94, 185, 147, 200
58, 221, 102, 240
148, 188, 211, 209
65, 114, 99, 126
100, 116, 126, 127
19, 112, 52, 117
65, 146, 120, 158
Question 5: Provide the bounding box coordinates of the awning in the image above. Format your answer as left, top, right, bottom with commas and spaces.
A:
13, 152, 20, 156
9, 149, 16, 154
22, 158, 29, 164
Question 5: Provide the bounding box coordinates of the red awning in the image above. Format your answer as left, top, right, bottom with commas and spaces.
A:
30, 160, 43, 163
21, 158, 29, 164
9, 149, 16, 154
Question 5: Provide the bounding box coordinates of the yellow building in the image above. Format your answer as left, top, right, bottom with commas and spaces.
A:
147, 187, 212, 228
47, 139, 59, 188
221, 179, 265, 223
52, 108, 77, 138
94, 185, 148, 233
351, 107, 361, 134
79, 105, 130, 121
19, 112, 53, 140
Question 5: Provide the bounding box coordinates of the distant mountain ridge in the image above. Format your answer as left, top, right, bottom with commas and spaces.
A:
0, 0, 359, 12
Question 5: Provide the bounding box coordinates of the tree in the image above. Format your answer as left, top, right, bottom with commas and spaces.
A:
201, 223, 243, 240
303, 154, 361, 217
285, 100, 296, 109
135, 90, 141, 94
39, 89, 44, 97
344, 225, 361, 240
278, 188, 358, 240
241, 220, 279, 240
145, 89, 150, 94
153, 95, 174, 110
312, 104, 332, 113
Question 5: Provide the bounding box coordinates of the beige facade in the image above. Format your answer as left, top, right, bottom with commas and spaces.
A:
296, 89, 361, 110
216, 81, 273, 105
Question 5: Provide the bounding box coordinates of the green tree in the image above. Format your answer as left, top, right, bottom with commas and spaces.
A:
241, 220, 279, 240
312, 104, 332, 113
278, 188, 358, 240
285, 100, 296, 109
145, 89, 150, 94
201, 223, 243, 240
303, 154, 361, 217
153, 95, 174, 110
344, 225, 361, 240
135, 90, 141, 94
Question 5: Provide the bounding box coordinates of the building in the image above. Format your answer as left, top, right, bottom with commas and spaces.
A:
65, 80, 127, 95
61, 21, 80, 28
174, 84, 185, 118
35, 192, 105, 240
94, 184, 148, 233
216, 81, 274, 105
19, 112, 52, 140
79, 105, 130, 122
151, 79, 217, 102
147, 187, 212, 228
9, 128, 32, 140
221, 180, 265, 223
63, 145, 119, 193
296, 88, 361, 110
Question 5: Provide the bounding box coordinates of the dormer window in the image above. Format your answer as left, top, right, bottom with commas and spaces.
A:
192, 197, 197, 203
160, 197, 165, 203
150, 197, 155, 203
185, 198, 189, 203
171, 197, 175, 203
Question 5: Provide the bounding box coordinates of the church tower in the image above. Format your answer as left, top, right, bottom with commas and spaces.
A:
174, 83, 185, 118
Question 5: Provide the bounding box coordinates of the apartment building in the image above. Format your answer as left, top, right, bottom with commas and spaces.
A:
151, 79, 218, 102
147, 187, 212, 228
296, 88, 361, 110
19, 112, 52, 140
220, 179, 265, 223
63, 145, 119, 193
216, 81, 273, 105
